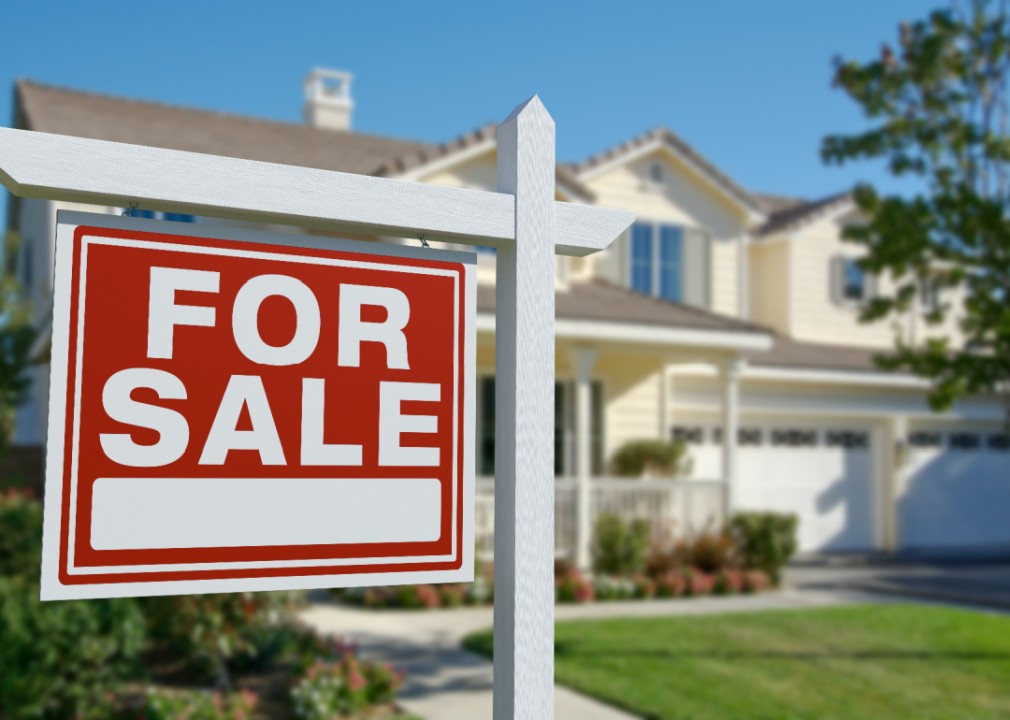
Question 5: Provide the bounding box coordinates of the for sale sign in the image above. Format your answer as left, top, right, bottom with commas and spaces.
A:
40, 212, 475, 600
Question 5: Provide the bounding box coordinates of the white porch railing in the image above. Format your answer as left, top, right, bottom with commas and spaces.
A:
475, 477, 726, 561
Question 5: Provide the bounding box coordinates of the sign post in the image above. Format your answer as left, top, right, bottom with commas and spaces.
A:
0, 96, 634, 719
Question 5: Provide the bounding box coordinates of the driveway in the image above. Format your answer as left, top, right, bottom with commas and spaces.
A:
785, 557, 1010, 610
301, 589, 886, 720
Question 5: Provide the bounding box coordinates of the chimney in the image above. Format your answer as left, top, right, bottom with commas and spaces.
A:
303, 69, 354, 131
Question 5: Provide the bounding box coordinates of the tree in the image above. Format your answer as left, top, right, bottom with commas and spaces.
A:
0, 230, 35, 454
822, 0, 1010, 425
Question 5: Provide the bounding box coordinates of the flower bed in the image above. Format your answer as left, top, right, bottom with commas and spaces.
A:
552, 566, 771, 604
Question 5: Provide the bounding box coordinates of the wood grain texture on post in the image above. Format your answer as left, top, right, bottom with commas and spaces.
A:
494, 96, 557, 720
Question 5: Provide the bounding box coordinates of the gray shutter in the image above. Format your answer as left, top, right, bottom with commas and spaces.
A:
863, 271, 878, 301
829, 255, 845, 305
682, 227, 711, 309
595, 228, 629, 286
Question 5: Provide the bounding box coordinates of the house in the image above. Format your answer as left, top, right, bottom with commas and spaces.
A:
6, 70, 1008, 556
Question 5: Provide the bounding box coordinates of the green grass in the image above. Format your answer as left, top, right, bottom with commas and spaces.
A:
462, 605, 1010, 720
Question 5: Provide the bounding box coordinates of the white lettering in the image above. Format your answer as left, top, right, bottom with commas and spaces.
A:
100, 368, 189, 467
300, 378, 362, 465
378, 381, 440, 466
199, 375, 286, 465
232, 275, 320, 366
338, 285, 410, 369
147, 267, 219, 359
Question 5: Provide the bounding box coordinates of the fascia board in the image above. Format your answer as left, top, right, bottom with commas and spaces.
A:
392, 138, 498, 183
0, 127, 633, 257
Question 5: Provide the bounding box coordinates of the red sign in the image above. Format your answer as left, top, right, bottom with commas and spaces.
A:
41, 213, 475, 599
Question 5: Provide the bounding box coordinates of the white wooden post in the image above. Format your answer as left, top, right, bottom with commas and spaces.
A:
494, 96, 556, 720
721, 356, 743, 515
572, 348, 597, 572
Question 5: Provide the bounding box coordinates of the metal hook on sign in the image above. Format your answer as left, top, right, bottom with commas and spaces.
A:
417, 234, 430, 249
122, 202, 139, 217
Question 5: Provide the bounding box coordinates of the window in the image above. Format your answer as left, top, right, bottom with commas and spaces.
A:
920, 277, 940, 312
712, 428, 762, 446
826, 431, 870, 450
843, 259, 865, 301
771, 429, 818, 447
671, 426, 704, 445
949, 433, 981, 451
831, 256, 875, 305
909, 432, 943, 448
629, 222, 684, 302
988, 434, 1010, 451
649, 162, 664, 184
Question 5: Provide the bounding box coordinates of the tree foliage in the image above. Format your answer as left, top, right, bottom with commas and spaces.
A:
0, 230, 35, 449
822, 0, 1010, 422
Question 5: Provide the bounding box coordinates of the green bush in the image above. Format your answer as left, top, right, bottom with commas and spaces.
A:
0, 488, 43, 578
673, 528, 739, 573
610, 439, 691, 477
730, 511, 799, 584
105, 688, 258, 720
591, 514, 650, 576
141, 591, 303, 686
290, 656, 402, 720
0, 577, 145, 720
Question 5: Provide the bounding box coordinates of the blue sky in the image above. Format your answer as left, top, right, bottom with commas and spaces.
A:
3, 0, 940, 224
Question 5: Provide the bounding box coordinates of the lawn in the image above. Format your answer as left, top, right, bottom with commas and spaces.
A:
463, 604, 1010, 720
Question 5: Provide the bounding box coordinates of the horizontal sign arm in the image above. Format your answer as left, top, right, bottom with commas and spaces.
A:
0, 127, 633, 256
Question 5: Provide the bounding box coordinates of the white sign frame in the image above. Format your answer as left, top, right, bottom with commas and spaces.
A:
40, 211, 477, 600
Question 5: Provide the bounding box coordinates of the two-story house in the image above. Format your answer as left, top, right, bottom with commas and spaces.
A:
7, 71, 1008, 555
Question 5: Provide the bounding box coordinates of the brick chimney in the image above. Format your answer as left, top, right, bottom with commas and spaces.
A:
303, 69, 354, 131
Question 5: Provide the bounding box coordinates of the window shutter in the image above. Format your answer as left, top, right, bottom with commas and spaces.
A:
863, 271, 879, 301
682, 227, 711, 309
829, 255, 845, 305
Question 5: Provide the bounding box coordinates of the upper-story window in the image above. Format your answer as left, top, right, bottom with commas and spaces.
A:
631, 222, 684, 302
830, 255, 875, 305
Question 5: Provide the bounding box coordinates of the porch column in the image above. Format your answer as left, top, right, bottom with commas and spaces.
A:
572, 348, 597, 572
721, 356, 743, 515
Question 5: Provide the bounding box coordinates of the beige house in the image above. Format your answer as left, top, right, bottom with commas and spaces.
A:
8, 71, 1009, 556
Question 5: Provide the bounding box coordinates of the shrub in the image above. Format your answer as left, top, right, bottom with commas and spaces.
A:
593, 575, 635, 601
0, 489, 42, 578
645, 545, 678, 581
730, 511, 799, 584
290, 656, 403, 720
592, 514, 651, 576
680, 568, 714, 597
610, 439, 690, 477
742, 570, 770, 594
556, 570, 594, 603
654, 572, 686, 598
674, 529, 739, 574
439, 584, 466, 608
105, 688, 258, 720
630, 574, 655, 599
466, 577, 492, 605
714, 569, 744, 595
0, 577, 145, 720
141, 592, 301, 686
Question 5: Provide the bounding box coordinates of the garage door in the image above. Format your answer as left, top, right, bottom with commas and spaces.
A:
900, 425, 1010, 550
674, 421, 878, 553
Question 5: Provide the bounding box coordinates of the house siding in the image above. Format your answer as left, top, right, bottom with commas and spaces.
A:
597, 354, 663, 456
749, 241, 790, 335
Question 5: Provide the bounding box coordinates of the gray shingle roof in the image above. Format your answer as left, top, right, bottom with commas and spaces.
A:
742, 334, 887, 373
478, 279, 771, 336
14, 80, 594, 201
756, 191, 853, 237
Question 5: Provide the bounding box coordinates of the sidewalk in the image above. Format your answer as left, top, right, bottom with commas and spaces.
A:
301, 589, 887, 720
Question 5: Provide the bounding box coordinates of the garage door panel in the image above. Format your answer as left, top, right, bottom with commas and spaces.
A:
902, 441, 1010, 549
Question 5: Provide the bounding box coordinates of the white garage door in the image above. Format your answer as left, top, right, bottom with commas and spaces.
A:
674, 421, 878, 553
900, 426, 1010, 549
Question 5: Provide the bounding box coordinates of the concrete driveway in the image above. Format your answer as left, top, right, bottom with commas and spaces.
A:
785, 557, 1010, 610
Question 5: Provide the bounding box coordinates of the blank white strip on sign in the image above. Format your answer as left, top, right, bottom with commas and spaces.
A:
90, 477, 442, 550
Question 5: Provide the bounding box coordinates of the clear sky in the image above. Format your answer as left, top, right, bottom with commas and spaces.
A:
3, 0, 940, 224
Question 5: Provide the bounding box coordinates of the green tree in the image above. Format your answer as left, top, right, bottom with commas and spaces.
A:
0, 229, 34, 454
822, 1, 1010, 424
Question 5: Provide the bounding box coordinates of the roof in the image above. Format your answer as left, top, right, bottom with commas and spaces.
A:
566, 126, 766, 216
742, 334, 886, 374
13, 79, 594, 201
756, 191, 853, 237
477, 279, 772, 336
